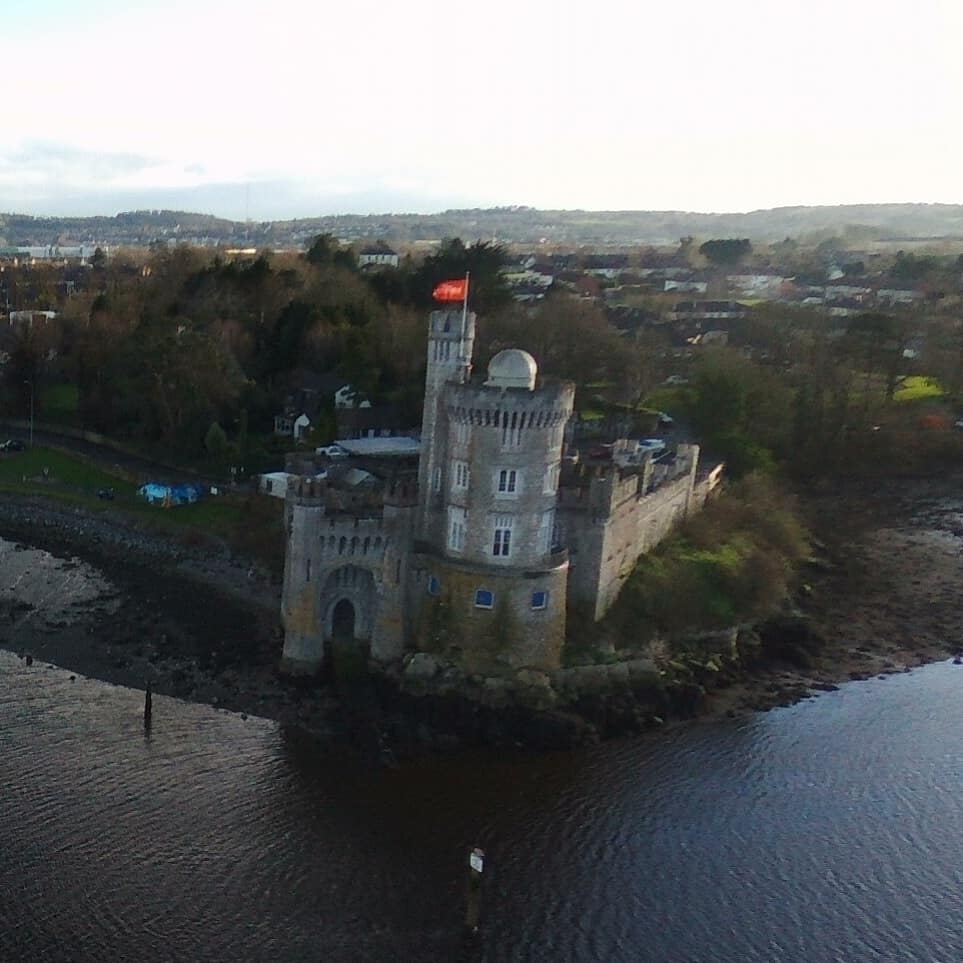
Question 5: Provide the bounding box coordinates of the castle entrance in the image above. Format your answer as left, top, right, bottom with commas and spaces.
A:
331, 598, 356, 641
321, 566, 374, 684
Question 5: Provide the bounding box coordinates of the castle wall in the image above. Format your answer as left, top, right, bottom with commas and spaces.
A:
411, 553, 569, 673
562, 446, 700, 622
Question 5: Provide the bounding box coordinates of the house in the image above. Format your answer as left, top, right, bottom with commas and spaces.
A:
358, 242, 399, 269
334, 384, 370, 409
273, 412, 312, 440
582, 255, 629, 279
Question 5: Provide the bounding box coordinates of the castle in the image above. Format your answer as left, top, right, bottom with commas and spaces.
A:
280, 307, 718, 676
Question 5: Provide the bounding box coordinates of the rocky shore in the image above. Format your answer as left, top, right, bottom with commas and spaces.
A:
2, 472, 962, 755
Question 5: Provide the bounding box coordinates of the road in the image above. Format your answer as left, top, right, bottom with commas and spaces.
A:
0, 424, 223, 488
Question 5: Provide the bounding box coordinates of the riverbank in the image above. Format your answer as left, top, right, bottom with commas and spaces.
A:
695, 473, 963, 721
0, 498, 344, 740
2, 474, 961, 751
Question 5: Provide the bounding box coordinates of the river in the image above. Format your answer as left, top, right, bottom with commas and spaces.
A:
3, 646, 962, 962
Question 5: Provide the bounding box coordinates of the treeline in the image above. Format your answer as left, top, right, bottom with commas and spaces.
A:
1, 237, 655, 459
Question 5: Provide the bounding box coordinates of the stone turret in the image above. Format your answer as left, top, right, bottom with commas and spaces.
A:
417, 308, 476, 546
280, 476, 327, 672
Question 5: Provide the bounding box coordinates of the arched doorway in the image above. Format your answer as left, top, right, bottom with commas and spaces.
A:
332, 598, 356, 641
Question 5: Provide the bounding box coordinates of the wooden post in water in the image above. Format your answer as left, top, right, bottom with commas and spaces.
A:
465, 847, 485, 933
144, 683, 153, 726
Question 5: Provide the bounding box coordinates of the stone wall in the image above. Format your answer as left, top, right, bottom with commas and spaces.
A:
411, 554, 568, 673
563, 448, 699, 621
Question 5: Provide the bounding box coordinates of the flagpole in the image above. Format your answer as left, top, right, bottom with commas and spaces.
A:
462, 271, 470, 328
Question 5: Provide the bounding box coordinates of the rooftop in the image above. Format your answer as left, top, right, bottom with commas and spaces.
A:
334, 437, 421, 457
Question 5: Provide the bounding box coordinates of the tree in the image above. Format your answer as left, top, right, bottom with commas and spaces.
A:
844, 312, 911, 405
305, 234, 357, 271
408, 239, 512, 315
205, 421, 228, 457
698, 238, 751, 267
686, 348, 792, 476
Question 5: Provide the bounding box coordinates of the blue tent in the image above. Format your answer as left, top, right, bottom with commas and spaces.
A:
137, 482, 205, 506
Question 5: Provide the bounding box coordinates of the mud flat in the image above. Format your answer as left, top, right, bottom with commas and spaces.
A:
1, 474, 962, 751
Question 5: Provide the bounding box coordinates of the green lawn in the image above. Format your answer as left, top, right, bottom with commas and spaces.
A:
40, 383, 80, 423
894, 376, 944, 403
0, 446, 284, 568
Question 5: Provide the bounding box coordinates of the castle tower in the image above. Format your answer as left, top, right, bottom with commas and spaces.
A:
417, 307, 475, 543
280, 476, 326, 673
415, 347, 575, 672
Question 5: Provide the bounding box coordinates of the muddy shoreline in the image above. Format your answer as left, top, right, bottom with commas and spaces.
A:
2, 475, 962, 752
0, 498, 344, 740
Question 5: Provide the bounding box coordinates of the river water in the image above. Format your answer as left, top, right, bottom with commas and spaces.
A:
3, 647, 963, 963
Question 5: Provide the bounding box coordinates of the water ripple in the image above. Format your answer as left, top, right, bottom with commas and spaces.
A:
4, 652, 963, 961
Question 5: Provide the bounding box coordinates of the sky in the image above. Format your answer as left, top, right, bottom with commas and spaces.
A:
2, 0, 961, 220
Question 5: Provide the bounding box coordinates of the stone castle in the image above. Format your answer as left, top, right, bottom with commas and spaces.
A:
280, 307, 719, 676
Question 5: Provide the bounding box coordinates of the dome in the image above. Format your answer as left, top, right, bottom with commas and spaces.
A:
485, 349, 538, 390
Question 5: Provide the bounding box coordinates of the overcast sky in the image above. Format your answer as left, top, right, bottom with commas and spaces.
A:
3, 0, 960, 220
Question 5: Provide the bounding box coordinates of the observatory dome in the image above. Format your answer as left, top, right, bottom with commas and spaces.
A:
485, 349, 538, 390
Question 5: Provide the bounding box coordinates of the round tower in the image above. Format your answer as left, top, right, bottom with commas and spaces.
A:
280, 476, 326, 674
417, 349, 575, 672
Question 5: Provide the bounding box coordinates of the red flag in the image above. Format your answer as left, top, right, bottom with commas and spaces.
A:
433, 278, 468, 302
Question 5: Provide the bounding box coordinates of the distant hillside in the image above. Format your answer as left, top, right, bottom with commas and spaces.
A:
3, 204, 963, 249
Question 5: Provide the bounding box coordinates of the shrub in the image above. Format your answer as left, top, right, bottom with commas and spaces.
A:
607, 474, 809, 640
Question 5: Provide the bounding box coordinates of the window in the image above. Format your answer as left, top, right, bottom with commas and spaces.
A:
501, 410, 523, 448
495, 468, 519, 496
448, 506, 466, 552
491, 515, 514, 553
427, 575, 441, 596
432, 466, 442, 492
543, 462, 560, 494
492, 514, 514, 558
531, 591, 548, 610
538, 510, 555, 554
454, 421, 470, 445
474, 589, 494, 609
306, 558, 311, 582
453, 460, 470, 491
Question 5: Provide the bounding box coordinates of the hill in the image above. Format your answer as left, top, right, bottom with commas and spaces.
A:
3, 203, 963, 249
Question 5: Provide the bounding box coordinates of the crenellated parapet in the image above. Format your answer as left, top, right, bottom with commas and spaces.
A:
286, 474, 327, 506
316, 516, 391, 561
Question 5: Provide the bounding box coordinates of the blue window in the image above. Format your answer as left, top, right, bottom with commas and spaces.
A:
474, 589, 494, 609
427, 575, 441, 596
531, 590, 548, 610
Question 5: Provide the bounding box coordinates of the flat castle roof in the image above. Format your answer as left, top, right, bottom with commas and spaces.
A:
335, 437, 421, 457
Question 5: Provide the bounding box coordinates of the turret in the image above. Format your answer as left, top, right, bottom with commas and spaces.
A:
417, 307, 476, 542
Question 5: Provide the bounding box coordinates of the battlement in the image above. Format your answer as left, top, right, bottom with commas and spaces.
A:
287, 475, 326, 505
317, 516, 390, 561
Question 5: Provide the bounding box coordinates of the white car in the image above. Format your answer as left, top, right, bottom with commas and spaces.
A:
315, 444, 349, 458
637, 438, 667, 457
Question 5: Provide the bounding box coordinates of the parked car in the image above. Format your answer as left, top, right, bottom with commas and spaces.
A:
315, 444, 349, 458
637, 438, 667, 457
96, 487, 115, 500
663, 375, 689, 386
0, 439, 25, 452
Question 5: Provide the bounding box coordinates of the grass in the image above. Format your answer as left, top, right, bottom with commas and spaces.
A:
0, 446, 285, 572
894, 376, 944, 403
40, 383, 80, 424
607, 474, 809, 641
